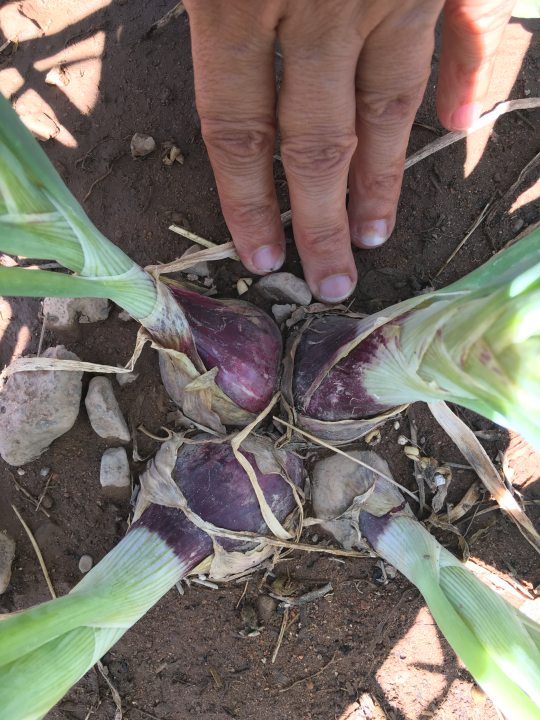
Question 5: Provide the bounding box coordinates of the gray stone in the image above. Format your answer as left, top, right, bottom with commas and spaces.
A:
115, 371, 139, 387
0, 532, 15, 593
130, 133, 156, 158
78, 554, 93, 573
0, 346, 83, 466
100, 447, 131, 493
255, 273, 312, 305
85, 377, 130, 442
43, 297, 110, 330
271, 303, 295, 324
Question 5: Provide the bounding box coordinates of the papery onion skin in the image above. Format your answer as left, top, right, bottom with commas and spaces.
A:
293, 316, 395, 421
169, 285, 283, 414
133, 438, 304, 558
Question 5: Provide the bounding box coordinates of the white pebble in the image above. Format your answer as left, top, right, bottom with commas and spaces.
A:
130, 133, 156, 158
0, 346, 82, 466
85, 377, 130, 443
78, 554, 93, 573
16, 468, 25, 476
100, 447, 131, 492
271, 303, 295, 324
256, 272, 312, 306
116, 371, 139, 387
39, 467, 51, 477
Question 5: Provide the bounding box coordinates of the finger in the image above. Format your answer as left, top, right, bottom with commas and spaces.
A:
348, 5, 442, 249
437, 0, 515, 130
184, 1, 285, 274
278, 3, 362, 303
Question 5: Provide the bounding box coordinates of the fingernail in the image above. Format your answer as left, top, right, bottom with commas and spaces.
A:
450, 102, 482, 131
353, 219, 389, 249
318, 274, 354, 303
252, 244, 285, 273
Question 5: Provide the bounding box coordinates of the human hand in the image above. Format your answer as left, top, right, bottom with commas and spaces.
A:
183, 0, 514, 302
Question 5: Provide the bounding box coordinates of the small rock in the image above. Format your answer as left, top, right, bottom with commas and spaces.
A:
16, 468, 25, 476
0, 532, 16, 593
256, 594, 277, 623
85, 377, 130, 442
512, 217, 524, 234
41, 495, 53, 510
236, 278, 253, 296
116, 371, 139, 387
180, 245, 209, 277
100, 447, 131, 497
117, 310, 133, 322
43, 297, 110, 330
255, 273, 312, 305
78, 554, 93, 574
39, 467, 51, 477
271, 303, 295, 324
130, 133, 156, 158
0, 346, 83, 466
162, 141, 184, 165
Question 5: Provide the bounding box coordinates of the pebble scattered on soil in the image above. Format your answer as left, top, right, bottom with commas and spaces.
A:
0, 532, 16, 594
43, 297, 110, 330
85, 377, 130, 443
0, 346, 83, 466
271, 303, 295, 324
255, 272, 312, 305
256, 594, 277, 623
78, 554, 93, 574
116, 371, 139, 387
100, 447, 131, 495
130, 132, 156, 158
236, 278, 252, 296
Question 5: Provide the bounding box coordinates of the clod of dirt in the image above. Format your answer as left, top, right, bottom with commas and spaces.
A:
256, 594, 277, 623
45, 65, 70, 87
116, 371, 139, 387
255, 272, 312, 306
179, 244, 210, 277
0, 346, 83, 466
271, 303, 295, 324
100, 447, 131, 497
78, 554, 93, 574
84, 377, 130, 443
130, 133, 156, 158
0, 532, 16, 594
43, 297, 110, 330
162, 141, 184, 165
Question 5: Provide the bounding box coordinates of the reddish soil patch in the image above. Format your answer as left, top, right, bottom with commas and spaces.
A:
0, 3, 538, 720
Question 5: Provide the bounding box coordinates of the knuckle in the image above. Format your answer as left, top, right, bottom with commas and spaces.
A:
232, 198, 278, 229
201, 117, 275, 169
302, 223, 349, 255
446, 0, 514, 36
356, 82, 426, 126
362, 171, 402, 197
281, 134, 357, 182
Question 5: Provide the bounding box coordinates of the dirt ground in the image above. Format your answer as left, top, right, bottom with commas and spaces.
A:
0, 2, 539, 719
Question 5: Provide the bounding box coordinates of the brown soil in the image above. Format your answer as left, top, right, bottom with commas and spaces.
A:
0, 3, 539, 720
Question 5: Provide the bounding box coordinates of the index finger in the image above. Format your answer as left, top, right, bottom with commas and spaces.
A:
185, 1, 285, 274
